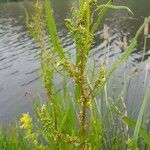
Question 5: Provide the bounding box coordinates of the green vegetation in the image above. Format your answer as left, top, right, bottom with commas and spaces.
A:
0, 0, 150, 149
0, 0, 22, 2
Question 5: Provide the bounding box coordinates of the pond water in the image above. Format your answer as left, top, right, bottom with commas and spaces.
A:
0, 0, 150, 123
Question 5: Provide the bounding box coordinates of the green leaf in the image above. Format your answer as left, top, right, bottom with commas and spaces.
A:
112, 101, 150, 146
99, 4, 133, 15
92, 0, 112, 33
44, 0, 64, 58
58, 104, 71, 132
133, 83, 150, 146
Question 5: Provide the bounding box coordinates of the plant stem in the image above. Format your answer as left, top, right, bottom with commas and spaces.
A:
142, 36, 147, 62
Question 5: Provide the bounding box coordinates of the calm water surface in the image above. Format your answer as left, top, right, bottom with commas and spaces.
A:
0, 0, 150, 123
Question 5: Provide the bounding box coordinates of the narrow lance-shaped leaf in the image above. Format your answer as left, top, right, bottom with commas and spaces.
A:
98, 4, 133, 15
44, 0, 64, 58
91, 2, 133, 33
133, 83, 150, 146
91, 0, 112, 33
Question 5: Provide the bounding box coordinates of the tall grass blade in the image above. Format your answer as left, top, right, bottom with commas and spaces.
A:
99, 4, 133, 15
44, 0, 64, 58
92, 0, 112, 33
132, 83, 150, 146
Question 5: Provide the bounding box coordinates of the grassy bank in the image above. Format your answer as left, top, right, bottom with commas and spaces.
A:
0, 0, 150, 149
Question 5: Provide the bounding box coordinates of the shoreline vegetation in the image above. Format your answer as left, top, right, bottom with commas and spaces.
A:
0, 0, 150, 149
0, 0, 22, 2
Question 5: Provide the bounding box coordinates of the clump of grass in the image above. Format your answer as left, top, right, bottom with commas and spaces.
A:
0, 125, 30, 150
1, 0, 150, 149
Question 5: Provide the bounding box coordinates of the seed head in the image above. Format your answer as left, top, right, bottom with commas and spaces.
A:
123, 36, 128, 49
103, 24, 110, 43
117, 38, 124, 49
145, 61, 150, 71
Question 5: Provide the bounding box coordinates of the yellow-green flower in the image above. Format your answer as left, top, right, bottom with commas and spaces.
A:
20, 113, 32, 129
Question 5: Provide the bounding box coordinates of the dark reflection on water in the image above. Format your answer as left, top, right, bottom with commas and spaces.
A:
0, 0, 149, 123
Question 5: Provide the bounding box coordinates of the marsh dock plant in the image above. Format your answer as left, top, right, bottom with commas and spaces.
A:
1, 0, 150, 149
